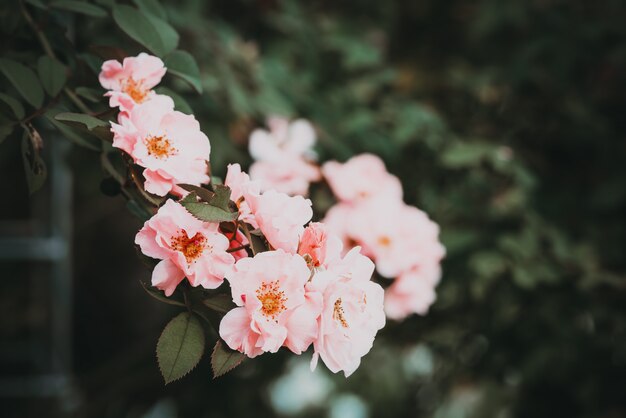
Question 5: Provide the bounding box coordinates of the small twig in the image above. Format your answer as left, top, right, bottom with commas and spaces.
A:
21, 1, 94, 115
20, 2, 56, 59
64, 87, 93, 114
226, 244, 250, 253
240, 223, 257, 256
182, 287, 193, 314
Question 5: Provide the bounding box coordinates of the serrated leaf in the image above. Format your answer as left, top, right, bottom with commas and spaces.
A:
113, 5, 165, 56
21, 127, 47, 194
0, 58, 44, 108
211, 340, 245, 378
0, 92, 25, 120
51, 0, 107, 17
133, 0, 166, 19
179, 183, 214, 202
164, 50, 202, 93
37, 56, 67, 97
157, 312, 205, 384
202, 294, 236, 314
211, 185, 232, 210
145, 13, 179, 55
180, 191, 238, 223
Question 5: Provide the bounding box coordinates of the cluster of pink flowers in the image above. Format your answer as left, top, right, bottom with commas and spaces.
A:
247, 119, 446, 320
101, 53, 210, 196
99, 54, 386, 377
323, 154, 445, 319
220, 165, 385, 376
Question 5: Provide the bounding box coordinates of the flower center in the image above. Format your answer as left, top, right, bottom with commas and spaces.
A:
145, 135, 177, 159
122, 77, 149, 103
333, 298, 349, 328
256, 281, 287, 321
378, 235, 391, 247
171, 230, 207, 263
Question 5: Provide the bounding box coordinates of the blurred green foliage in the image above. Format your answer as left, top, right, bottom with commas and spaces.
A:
1, 0, 625, 417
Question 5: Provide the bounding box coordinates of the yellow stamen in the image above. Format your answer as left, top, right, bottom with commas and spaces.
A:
171, 230, 207, 263
256, 281, 287, 321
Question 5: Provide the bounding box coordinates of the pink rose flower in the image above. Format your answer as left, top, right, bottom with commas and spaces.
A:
355, 202, 445, 279
135, 199, 236, 296
249, 117, 318, 162
322, 202, 360, 254
325, 199, 445, 279
308, 247, 386, 377
246, 189, 313, 253
298, 222, 343, 269
248, 117, 321, 196
250, 159, 320, 196
224, 163, 261, 228
111, 99, 211, 196
99, 53, 168, 112
322, 153, 403, 203
384, 264, 441, 319
219, 250, 319, 357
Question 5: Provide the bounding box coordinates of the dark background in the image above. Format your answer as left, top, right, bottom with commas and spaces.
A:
1, 0, 625, 417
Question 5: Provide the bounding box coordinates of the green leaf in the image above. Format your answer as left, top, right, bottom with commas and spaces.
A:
133, 0, 166, 19
55, 112, 108, 130
25, 0, 47, 9
164, 50, 202, 94
157, 312, 205, 384
211, 185, 233, 210
145, 14, 179, 55
181, 195, 238, 222
180, 187, 238, 223
76, 86, 103, 103
0, 92, 25, 120
37, 56, 67, 97
54, 112, 112, 142
441, 142, 495, 169
202, 294, 236, 314
211, 340, 245, 378
50, 0, 107, 17
45, 110, 102, 151
178, 183, 214, 202
112, 5, 165, 56
0, 58, 44, 108
155, 87, 192, 114
126, 199, 153, 221
21, 126, 47, 194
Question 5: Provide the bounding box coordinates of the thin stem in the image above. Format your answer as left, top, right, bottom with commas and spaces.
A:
182, 287, 193, 314
21, 1, 94, 115
240, 223, 257, 256
226, 244, 250, 253
20, 2, 56, 59
64, 87, 92, 114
